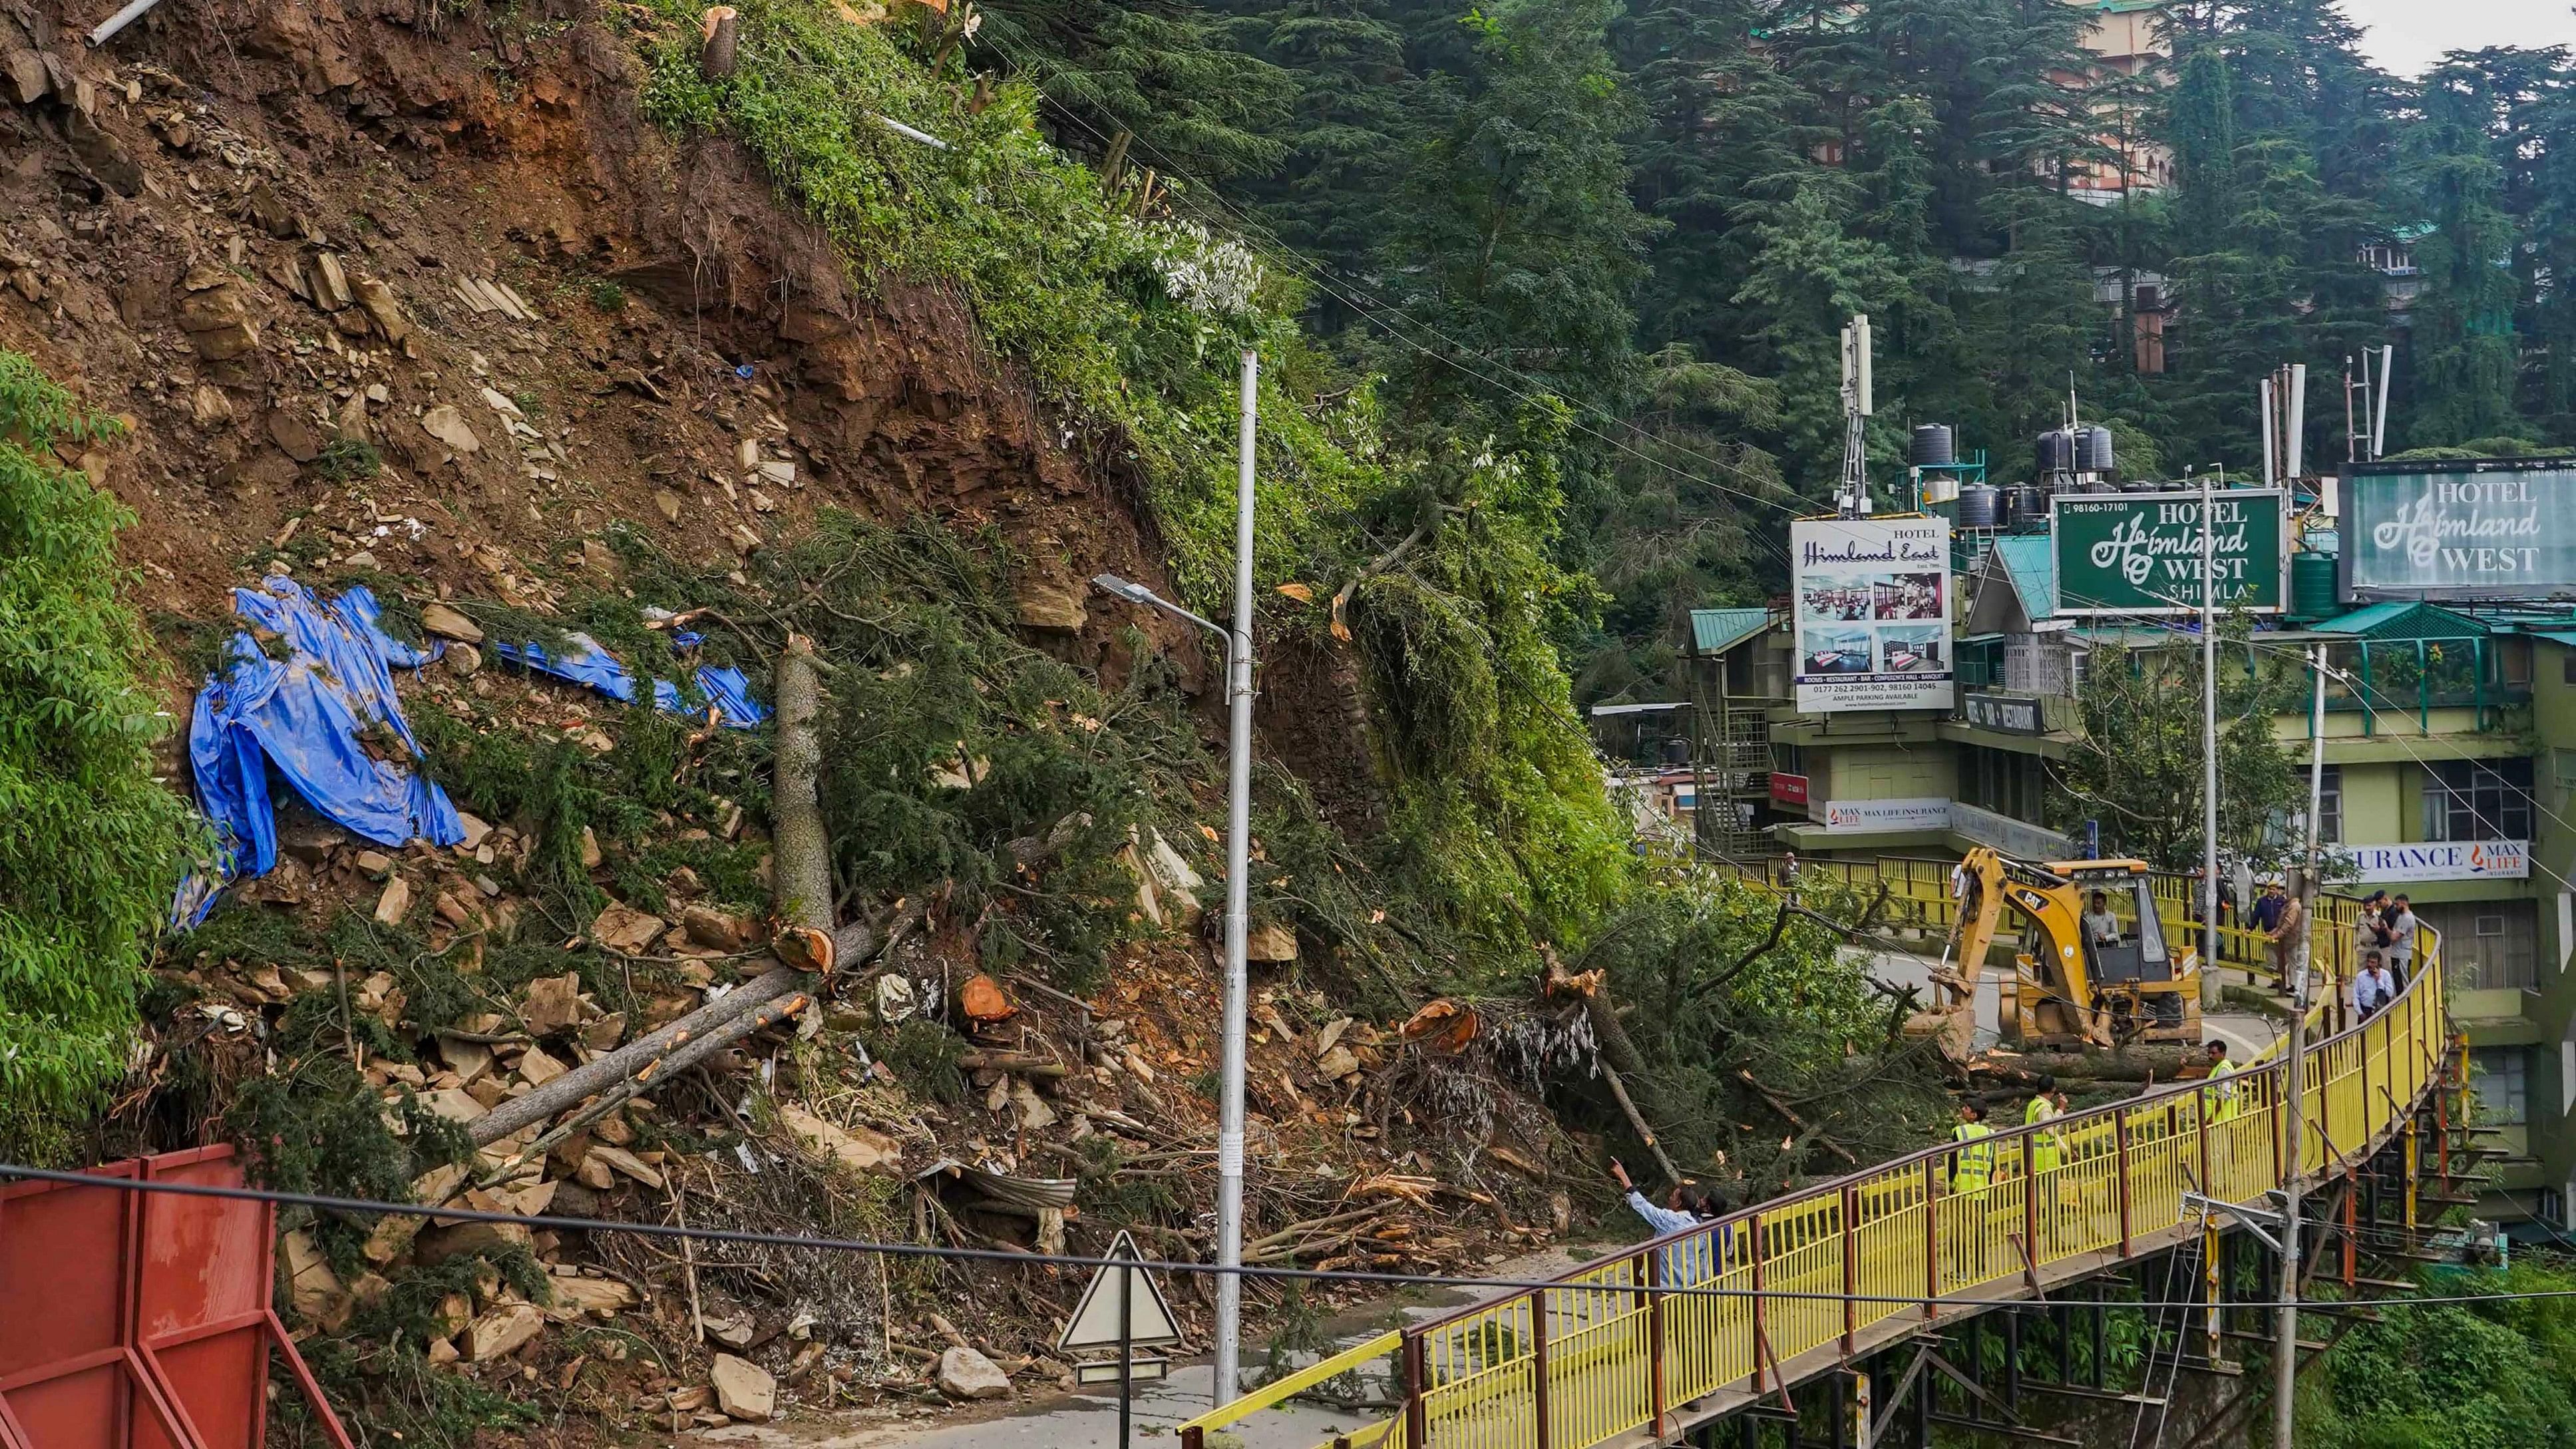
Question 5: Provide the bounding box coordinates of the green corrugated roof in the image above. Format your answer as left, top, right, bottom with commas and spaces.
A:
1991, 535, 2057, 622
2308, 601, 2491, 640
1690, 608, 1773, 654
2532, 630, 2576, 648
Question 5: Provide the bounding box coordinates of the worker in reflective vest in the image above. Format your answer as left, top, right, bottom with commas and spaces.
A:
2026, 1076, 2068, 1177
1950, 1099, 1995, 1191
2201, 1042, 2240, 1123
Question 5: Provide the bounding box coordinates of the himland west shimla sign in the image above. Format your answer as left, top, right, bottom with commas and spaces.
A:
2342, 460, 2576, 600
2050, 490, 2288, 616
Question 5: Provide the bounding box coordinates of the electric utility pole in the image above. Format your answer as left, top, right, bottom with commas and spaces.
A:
2275, 645, 2326, 1449
2200, 469, 2218, 978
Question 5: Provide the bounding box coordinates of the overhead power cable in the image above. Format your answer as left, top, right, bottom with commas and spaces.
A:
0, 1161, 2550, 1316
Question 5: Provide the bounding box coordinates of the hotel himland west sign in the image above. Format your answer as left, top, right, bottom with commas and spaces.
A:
2050, 490, 2288, 616
2342, 460, 2576, 600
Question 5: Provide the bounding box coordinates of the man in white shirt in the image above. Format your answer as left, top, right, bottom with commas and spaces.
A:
2081, 891, 2121, 946
2353, 954, 2396, 1018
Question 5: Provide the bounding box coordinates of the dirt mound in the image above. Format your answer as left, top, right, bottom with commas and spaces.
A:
1, 0, 1191, 687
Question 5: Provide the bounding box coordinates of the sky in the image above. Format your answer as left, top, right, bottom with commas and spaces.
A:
2338, 0, 2576, 77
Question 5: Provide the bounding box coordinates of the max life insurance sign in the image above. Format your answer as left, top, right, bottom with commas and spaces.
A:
2346, 840, 2531, 884
2343, 459, 2576, 599
1791, 517, 1954, 714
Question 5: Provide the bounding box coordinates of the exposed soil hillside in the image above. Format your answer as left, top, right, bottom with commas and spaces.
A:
0, 0, 1576, 1440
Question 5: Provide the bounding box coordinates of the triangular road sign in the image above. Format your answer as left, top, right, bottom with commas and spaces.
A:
1057, 1230, 1183, 1351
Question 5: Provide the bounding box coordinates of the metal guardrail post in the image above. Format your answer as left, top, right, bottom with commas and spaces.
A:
1841, 1184, 1859, 1356
1744, 1215, 1764, 1398
1531, 1286, 1551, 1449
1649, 1245, 1669, 1437
1402, 1331, 1426, 1449
2195, 1091, 2212, 1202
2026, 1134, 2043, 1273
2115, 1114, 2133, 1257
1923, 1159, 1940, 1321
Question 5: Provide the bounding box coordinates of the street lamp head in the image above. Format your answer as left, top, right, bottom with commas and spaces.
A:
1089, 572, 1157, 606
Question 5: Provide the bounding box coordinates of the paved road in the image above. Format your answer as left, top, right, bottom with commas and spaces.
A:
681, 1252, 1584, 1448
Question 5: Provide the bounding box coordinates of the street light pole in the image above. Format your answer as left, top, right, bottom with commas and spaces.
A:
1215, 348, 1258, 1404
1083, 349, 1260, 1407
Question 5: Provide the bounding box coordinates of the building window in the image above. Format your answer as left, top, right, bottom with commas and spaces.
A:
2472, 1046, 2529, 1126
2499, 638, 2532, 688
2423, 758, 2535, 841
2420, 901, 2539, 990
1962, 745, 2046, 824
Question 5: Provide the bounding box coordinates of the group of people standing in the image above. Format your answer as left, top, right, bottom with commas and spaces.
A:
2243, 879, 2415, 1020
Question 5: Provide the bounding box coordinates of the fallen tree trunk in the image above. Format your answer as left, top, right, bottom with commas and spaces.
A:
468, 968, 814, 1145
470, 636, 844, 1148
771, 633, 833, 936
1974, 1046, 2207, 1084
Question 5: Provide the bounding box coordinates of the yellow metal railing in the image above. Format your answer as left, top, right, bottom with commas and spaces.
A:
1183, 904, 2452, 1449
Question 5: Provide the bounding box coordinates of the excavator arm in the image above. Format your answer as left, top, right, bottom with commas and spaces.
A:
1917, 847, 2114, 1054
1923, 848, 2010, 1059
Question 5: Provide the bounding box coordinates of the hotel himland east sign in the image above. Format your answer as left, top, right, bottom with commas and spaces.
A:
1791, 517, 1954, 713
2342, 460, 2576, 600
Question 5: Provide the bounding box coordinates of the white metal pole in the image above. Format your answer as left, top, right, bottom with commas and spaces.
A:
2372, 345, 2394, 460
2260, 378, 2279, 488
2275, 646, 2326, 1449
2287, 363, 2308, 483
1212, 349, 1258, 1404
2201, 472, 2219, 985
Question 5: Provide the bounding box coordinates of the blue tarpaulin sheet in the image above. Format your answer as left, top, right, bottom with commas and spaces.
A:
186, 578, 466, 918
494, 626, 767, 729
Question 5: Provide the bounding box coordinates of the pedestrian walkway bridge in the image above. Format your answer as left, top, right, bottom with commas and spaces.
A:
1181, 875, 2456, 1449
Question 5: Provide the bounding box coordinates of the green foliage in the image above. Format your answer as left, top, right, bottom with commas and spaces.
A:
876, 1018, 969, 1104
587, 278, 628, 311
1348, 443, 1635, 968
315, 437, 383, 483
1581, 869, 1948, 1183
2302, 1264, 2576, 1449
0, 351, 200, 1144
2056, 627, 2308, 872
982, 0, 1297, 182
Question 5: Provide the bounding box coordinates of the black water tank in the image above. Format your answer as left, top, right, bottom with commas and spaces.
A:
2078, 425, 2116, 474
1957, 485, 2003, 529
2005, 484, 2048, 528
1910, 424, 1956, 467
2036, 429, 2076, 475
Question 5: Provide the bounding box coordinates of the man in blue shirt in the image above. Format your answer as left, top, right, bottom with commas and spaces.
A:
2250, 879, 2287, 934
1609, 1158, 1726, 1283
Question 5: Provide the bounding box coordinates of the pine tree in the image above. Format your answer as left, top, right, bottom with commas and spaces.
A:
980, 0, 1296, 180
1372, 0, 1658, 428
2406, 62, 2523, 447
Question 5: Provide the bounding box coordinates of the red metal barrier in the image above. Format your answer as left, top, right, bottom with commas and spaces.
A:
0, 1148, 353, 1449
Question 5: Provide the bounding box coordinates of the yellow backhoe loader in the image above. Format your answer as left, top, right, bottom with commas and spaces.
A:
1913, 847, 2202, 1058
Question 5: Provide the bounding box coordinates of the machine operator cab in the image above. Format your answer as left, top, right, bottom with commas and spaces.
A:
2055, 861, 2173, 985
